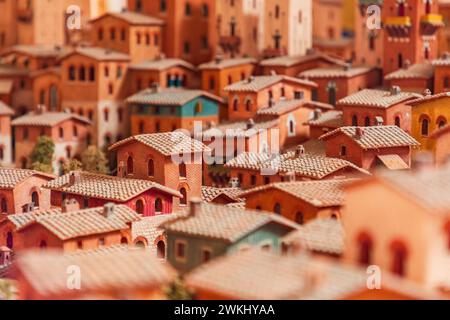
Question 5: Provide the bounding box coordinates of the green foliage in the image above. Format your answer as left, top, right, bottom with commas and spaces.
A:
81, 146, 109, 174
63, 159, 82, 174
30, 162, 53, 174
30, 136, 55, 166
0, 280, 13, 300
165, 277, 194, 300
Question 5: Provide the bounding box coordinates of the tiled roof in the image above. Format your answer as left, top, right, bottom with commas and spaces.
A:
376, 154, 409, 170
15, 247, 176, 298
225, 150, 369, 179
432, 54, 450, 66
283, 218, 344, 255
109, 132, 210, 156
126, 89, 222, 105
0, 168, 54, 189
257, 99, 304, 116
0, 101, 14, 116
43, 171, 181, 201
25, 205, 140, 240
11, 111, 91, 127
240, 179, 355, 208
384, 63, 434, 80
201, 119, 279, 138
0, 80, 14, 95
129, 58, 196, 71
378, 167, 450, 215
91, 11, 164, 25
0, 64, 28, 77
407, 92, 450, 106
224, 75, 317, 92
201, 186, 244, 203
337, 89, 421, 108
260, 52, 347, 67
60, 47, 130, 62
162, 203, 299, 242
3, 44, 69, 58
306, 110, 343, 128
185, 249, 366, 300
320, 126, 420, 149
199, 57, 257, 70
6, 208, 62, 230
300, 66, 373, 79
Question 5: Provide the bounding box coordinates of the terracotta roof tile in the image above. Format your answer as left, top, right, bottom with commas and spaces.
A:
43, 171, 181, 201
337, 89, 421, 108
260, 52, 347, 67
283, 218, 344, 255
0, 101, 14, 116
225, 150, 369, 179
257, 99, 304, 116
11, 111, 91, 127
306, 110, 343, 128
109, 132, 210, 156
376, 154, 409, 170
384, 63, 434, 80
407, 92, 450, 106
224, 75, 317, 92
201, 186, 244, 203
91, 11, 164, 25
15, 247, 176, 297
6, 208, 62, 230
185, 249, 366, 300
199, 57, 257, 70
60, 47, 130, 62
0, 64, 29, 77
432, 54, 450, 66
300, 66, 373, 79
126, 89, 222, 105
3, 45, 69, 58
240, 179, 356, 208
162, 203, 299, 242
130, 58, 196, 71
0, 168, 54, 189
201, 119, 279, 138
320, 126, 420, 149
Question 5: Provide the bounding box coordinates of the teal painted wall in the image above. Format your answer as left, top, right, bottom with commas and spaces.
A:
166, 222, 294, 273
132, 96, 219, 118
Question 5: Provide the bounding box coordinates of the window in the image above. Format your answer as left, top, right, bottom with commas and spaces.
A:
201, 248, 212, 263
195, 102, 203, 114
154, 34, 159, 46
185, 2, 191, 16
145, 33, 150, 45
201, 36, 208, 50
340, 145, 347, 156
89, 66, 95, 81
127, 156, 134, 174
135, 199, 144, 215
160, 0, 167, 12
155, 198, 163, 213
104, 66, 109, 77
437, 117, 447, 129
264, 177, 270, 185
1, 198, 7, 213
179, 162, 187, 178
66, 146, 72, 158
245, 99, 252, 112
288, 117, 296, 136
391, 241, 408, 277
228, 75, 233, 85
104, 108, 109, 122
275, 5, 280, 18
274, 203, 281, 215
180, 188, 187, 205
202, 4, 209, 17
121, 237, 128, 245
175, 240, 187, 261
281, 87, 285, 97
121, 28, 126, 41
136, 32, 141, 45
83, 197, 89, 209
358, 232, 373, 266
110, 28, 116, 40
395, 116, 401, 127
59, 127, 64, 139
157, 241, 166, 259
352, 115, 358, 126
79, 66, 86, 81
98, 28, 104, 41
0, 147, 3, 161
364, 116, 371, 127
148, 159, 155, 176
98, 238, 106, 247
73, 125, 78, 137
69, 65, 76, 81
108, 83, 114, 95
421, 117, 430, 136
139, 121, 145, 134
209, 76, 215, 90
117, 66, 122, 79
233, 98, 238, 111
39, 240, 47, 249
251, 175, 257, 186
184, 42, 190, 54
77, 241, 83, 250
6, 231, 13, 249
295, 212, 304, 225
444, 77, 450, 88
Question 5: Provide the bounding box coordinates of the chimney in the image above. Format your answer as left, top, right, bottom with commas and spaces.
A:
229, 177, 240, 188
355, 127, 365, 139
313, 109, 322, 120
375, 116, 384, 126
247, 76, 255, 83
246, 118, 255, 130
295, 145, 306, 157
36, 104, 47, 115
62, 198, 80, 213
268, 97, 276, 108
151, 82, 161, 93
343, 63, 351, 71
284, 171, 296, 182
390, 86, 401, 96
423, 88, 432, 97
0, 246, 12, 267
69, 171, 81, 186
214, 54, 224, 64
189, 198, 202, 217
103, 203, 115, 218
403, 59, 411, 69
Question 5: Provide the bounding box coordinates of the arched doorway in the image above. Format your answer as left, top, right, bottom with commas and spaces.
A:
39, 240, 47, 249
155, 198, 163, 214
135, 199, 145, 215
157, 240, 166, 259
358, 233, 373, 266
31, 191, 39, 208
121, 237, 128, 245
391, 241, 408, 277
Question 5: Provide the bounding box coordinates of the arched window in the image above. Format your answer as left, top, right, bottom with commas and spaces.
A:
157, 241, 166, 259
59, 127, 64, 139
391, 241, 408, 277
180, 188, 187, 205
233, 98, 238, 111
39, 240, 47, 249
352, 115, 358, 126
288, 117, 296, 136
274, 203, 281, 215
364, 116, 371, 127
145, 33, 150, 45
98, 27, 104, 40
185, 2, 191, 15
437, 117, 447, 129
135, 241, 145, 248
89, 66, 95, 81
281, 87, 285, 97
104, 108, 109, 122
136, 32, 141, 44
139, 121, 145, 134
0, 198, 7, 213
421, 117, 430, 136
127, 156, 134, 174
69, 65, 76, 81
395, 116, 401, 127
148, 159, 155, 176
121, 237, 128, 245
110, 28, 116, 40
357, 232, 373, 266
155, 198, 163, 213
73, 125, 78, 137
31, 191, 39, 208
195, 102, 203, 114
6, 231, 13, 249
135, 199, 144, 215
121, 28, 126, 41
78, 66, 86, 81
295, 212, 304, 225
66, 146, 72, 158
179, 162, 187, 178
245, 99, 252, 112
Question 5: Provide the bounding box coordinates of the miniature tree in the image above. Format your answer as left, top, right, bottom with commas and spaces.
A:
30, 136, 55, 174
0, 280, 13, 300
165, 277, 194, 300
81, 146, 109, 174
63, 158, 82, 174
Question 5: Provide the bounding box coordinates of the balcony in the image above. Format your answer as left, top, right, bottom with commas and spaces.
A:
384, 16, 412, 38
219, 36, 241, 55
421, 14, 444, 36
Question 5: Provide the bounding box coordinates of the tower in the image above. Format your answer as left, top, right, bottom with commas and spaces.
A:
383, 0, 443, 75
